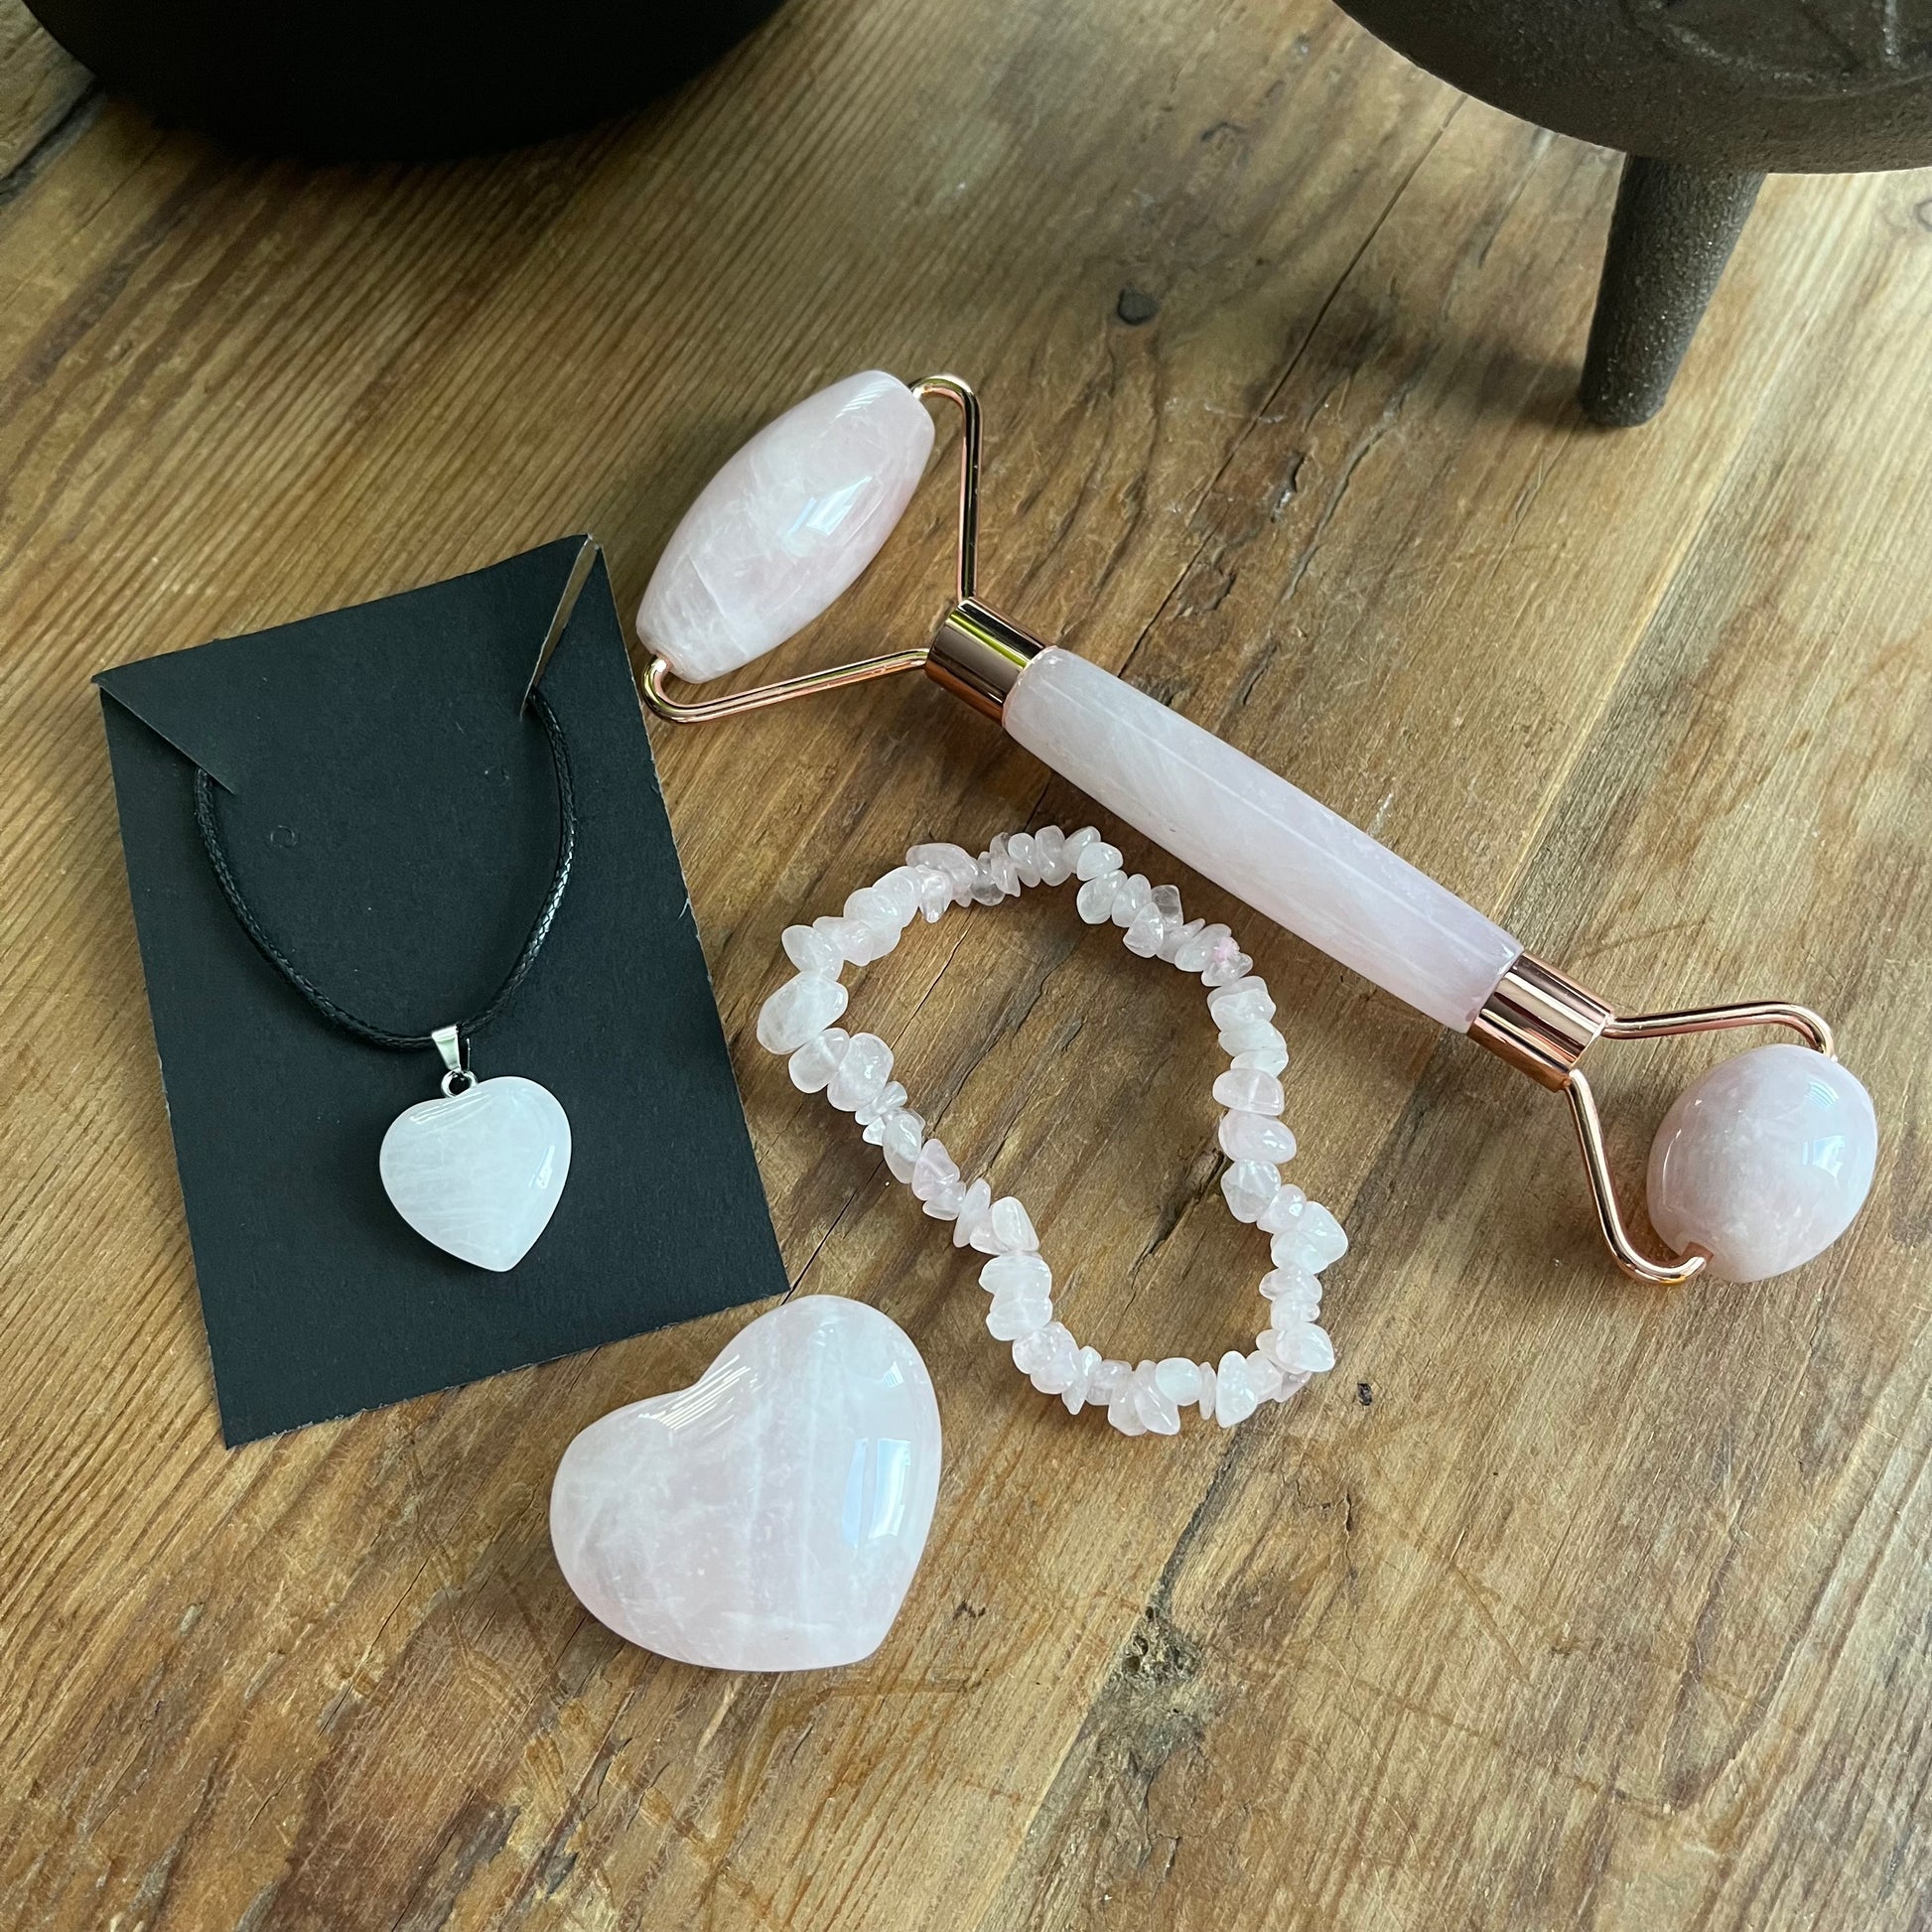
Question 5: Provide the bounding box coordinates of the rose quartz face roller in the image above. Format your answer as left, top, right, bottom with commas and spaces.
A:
637, 371, 1877, 1285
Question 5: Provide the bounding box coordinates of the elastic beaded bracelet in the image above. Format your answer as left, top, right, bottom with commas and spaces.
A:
757, 825, 1346, 1437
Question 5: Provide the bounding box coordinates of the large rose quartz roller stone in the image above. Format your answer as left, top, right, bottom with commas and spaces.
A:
638, 370, 935, 683
1647, 1044, 1876, 1282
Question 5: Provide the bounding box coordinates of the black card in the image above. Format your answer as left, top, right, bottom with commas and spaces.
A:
97, 538, 786, 1445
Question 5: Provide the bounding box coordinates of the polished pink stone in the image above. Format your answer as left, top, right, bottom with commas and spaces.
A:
637, 370, 935, 682
549, 1297, 940, 1672
1003, 648, 1521, 1031
1647, 1044, 1877, 1282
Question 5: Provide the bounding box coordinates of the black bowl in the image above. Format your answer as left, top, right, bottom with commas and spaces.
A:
26, 0, 788, 159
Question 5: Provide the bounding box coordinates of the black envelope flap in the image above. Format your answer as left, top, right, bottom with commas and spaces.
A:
96, 534, 591, 786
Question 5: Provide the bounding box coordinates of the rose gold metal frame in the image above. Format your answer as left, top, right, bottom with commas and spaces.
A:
639, 644, 930, 723
640, 374, 1051, 725
1470, 954, 1835, 1284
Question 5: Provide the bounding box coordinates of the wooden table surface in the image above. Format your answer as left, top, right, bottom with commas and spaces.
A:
4, 1, 1929, 1926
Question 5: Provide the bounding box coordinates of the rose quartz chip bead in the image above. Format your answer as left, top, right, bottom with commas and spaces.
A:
758, 827, 1350, 1436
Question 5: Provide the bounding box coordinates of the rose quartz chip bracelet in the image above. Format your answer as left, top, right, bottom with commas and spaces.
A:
757, 825, 1345, 1436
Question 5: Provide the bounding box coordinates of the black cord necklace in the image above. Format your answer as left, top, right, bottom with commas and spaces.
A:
194, 688, 579, 1274
196, 688, 576, 1073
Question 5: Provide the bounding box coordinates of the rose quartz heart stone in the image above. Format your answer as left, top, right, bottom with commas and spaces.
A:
550, 1297, 940, 1671
1647, 1044, 1876, 1282
637, 370, 934, 682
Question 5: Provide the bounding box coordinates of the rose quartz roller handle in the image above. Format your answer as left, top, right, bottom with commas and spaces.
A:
1002, 649, 1521, 1034
997, 647, 1873, 1281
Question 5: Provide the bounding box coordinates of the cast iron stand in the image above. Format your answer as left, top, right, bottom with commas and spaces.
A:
1580, 158, 1765, 428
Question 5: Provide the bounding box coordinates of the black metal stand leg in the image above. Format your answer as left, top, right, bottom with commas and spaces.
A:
1579, 157, 1765, 427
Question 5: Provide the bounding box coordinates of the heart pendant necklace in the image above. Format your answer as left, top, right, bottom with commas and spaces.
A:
193, 686, 577, 1273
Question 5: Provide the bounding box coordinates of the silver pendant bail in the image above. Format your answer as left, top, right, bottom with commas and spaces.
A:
432, 1024, 465, 1076
432, 1024, 475, 1095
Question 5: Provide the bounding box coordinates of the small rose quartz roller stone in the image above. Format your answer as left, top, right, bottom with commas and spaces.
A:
1645, 1044, 1876, 1282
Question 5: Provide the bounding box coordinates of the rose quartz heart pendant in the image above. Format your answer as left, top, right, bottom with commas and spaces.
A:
378, 1074, 571, 1272
550, 1297, 941, 1672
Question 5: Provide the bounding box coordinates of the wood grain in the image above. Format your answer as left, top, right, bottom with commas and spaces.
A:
0, 0, 87, 183
1, 0, 1928, 1925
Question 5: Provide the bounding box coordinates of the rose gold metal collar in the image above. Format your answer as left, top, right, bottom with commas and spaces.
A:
1469, 953, 1834, 1284
642, 374, 1044, 726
